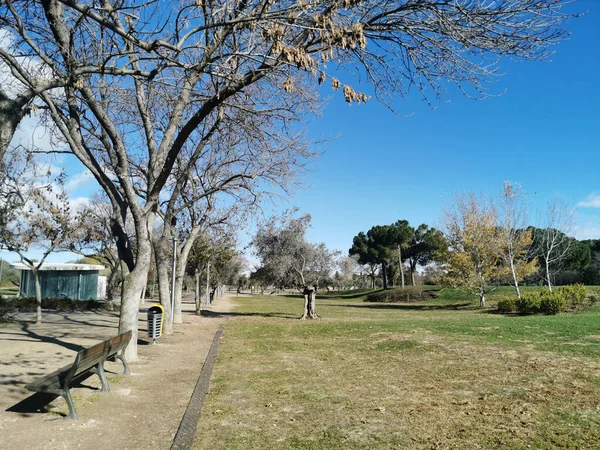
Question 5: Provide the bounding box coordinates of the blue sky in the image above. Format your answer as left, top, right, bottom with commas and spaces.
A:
286, 0, 600, 255
2, 0, 599, 265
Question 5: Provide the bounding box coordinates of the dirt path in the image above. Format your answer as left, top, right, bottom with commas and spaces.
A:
0, 293, 238, 450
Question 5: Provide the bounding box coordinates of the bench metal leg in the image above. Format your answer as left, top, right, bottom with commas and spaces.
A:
91, 363, 110, 392
41, 389, 79, 421
61, 389, 78, 420
115, 354, 131, 375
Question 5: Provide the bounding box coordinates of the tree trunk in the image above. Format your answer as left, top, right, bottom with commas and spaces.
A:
545, 258, 553, 292
172, 231, 198, 323
479, 286, 486, 308
410, 260, 417, 286
300, 286, 318, 319
382, 262, 388, 290
118, 236, 152, 362
195, 268, 201, 314
140, 284, 147, 305
205, 261, 210, 306
153, 239, 173, 335
509, 260, 521, 299
106, 266, 119, 302
0, 96, 29, 161
173, 270, 184, 324
33, 269, 42, 324
398, 245, 405, 288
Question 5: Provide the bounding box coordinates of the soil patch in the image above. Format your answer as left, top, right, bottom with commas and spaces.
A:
0, 293, 236, 450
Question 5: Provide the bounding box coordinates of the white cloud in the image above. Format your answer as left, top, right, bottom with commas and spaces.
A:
69, 196, 91, 212
577, 193, 600, 208
65, 170, 95, 193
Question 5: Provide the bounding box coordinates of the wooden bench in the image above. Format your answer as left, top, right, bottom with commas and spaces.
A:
25, 330, 132, 420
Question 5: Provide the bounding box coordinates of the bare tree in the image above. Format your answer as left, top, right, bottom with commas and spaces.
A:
63, 193, 123, 304
0, 153, 73, 322
338, 254, 359, 290
536, 195, 575, 292
151, 100, 317, 331
497, 182, 537, 299
0, 0, 575, 359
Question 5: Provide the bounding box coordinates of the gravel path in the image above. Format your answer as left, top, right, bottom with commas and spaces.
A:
0, 293, 237, 450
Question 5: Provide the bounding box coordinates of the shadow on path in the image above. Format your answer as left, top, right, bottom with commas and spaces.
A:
20, 324, 86, 353
5, 372, 104, 418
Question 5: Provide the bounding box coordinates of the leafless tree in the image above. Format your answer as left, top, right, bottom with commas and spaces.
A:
63, 193, 125, 304
0, 152, 73, 322
0, 0, 575, 359
536, 195, 575, 292
497, 181, 536, 299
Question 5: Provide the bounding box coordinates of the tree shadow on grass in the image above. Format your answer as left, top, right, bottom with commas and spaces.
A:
192, 309, 299, 320
326, 302, 475, 311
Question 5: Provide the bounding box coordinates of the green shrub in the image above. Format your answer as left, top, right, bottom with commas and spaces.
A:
557, 284, 587, 308
497, 298, 516, 313
516, 293, 541, 315
0, 297, 17, 322
539, 293, 567, 315
13, 297, 106, 311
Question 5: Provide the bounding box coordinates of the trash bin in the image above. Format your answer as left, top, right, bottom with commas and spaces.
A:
147, 304, 164, 344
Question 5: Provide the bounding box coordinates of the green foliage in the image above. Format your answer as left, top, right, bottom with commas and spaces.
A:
557, 283, 587, 307
496, 297, 517, 313
516, 293, 541, 315
350, 220, 446, 290
366, 286, 433, 302
0, 259, 20, 286
504, 284, 589, 316
0, 297, 17, 322
539, 292, 567, 315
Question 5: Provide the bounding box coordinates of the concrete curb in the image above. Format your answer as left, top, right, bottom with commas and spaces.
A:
171, 325, 224, 450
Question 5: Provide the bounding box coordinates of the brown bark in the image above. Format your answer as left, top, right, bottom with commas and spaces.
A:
153, 238, 173, 335
33, 269, 42, 324
300, 286, 318, 319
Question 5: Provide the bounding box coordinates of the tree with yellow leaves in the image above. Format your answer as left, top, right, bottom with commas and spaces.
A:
442, 192, 504, 308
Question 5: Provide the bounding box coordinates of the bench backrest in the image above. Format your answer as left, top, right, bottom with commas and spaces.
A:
73, 340, 111, 376
107, 330, 132, 358
71, 331, 132, 379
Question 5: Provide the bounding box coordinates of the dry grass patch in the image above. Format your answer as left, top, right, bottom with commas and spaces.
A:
195, 294, 600, 449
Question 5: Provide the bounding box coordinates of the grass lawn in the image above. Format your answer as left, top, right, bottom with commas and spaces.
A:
196, 289, 600, 449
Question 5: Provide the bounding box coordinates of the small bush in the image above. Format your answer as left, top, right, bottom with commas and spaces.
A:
557, 284, 587, 308
0, 297, 17, 322
497, 298, 516, 313
13, 297, 107, 311
539, 293, 567, 315
516, 294, 541, 315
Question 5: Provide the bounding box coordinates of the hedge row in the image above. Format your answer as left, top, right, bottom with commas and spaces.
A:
497, 284, 589, 315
